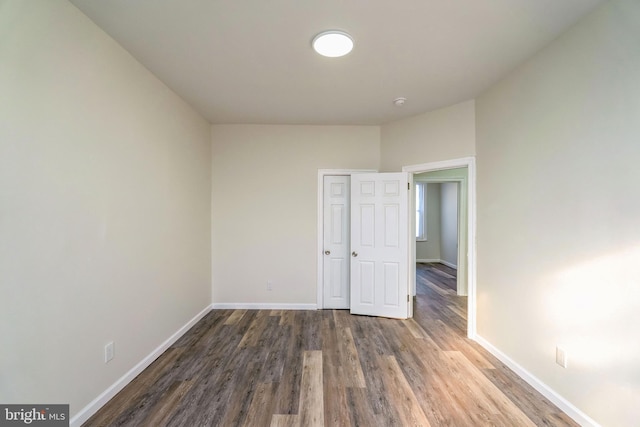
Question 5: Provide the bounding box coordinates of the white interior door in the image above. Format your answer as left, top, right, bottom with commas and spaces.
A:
323, 176, 350, 308
350, 172, 411, 319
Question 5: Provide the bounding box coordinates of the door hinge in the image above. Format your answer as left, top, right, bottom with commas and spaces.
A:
408, 182, 410, 190
407, 294, 410, 302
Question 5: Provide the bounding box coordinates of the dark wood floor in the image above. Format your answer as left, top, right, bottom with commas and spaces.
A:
83, 263, 577, 426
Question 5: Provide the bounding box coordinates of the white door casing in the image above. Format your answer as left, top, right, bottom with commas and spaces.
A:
350, 172, 411, 319
403, 157, 476, 338
322, 176, 350, 309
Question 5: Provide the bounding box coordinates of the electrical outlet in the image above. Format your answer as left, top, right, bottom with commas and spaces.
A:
267, 281, 273, 291
556, 346, 568, 368
105, 341, 115, 363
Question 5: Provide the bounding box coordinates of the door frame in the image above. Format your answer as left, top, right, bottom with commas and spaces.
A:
317, 169, 377, 309
403, 157, 477, 339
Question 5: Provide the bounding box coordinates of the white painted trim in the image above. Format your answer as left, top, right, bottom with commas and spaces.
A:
439, 259, 457, 270
474, 335, 601, 427
403, 157, 477, 338
468, 158, 477, 338
70, 304, 213, 427
414, 177, 460, 183
416, 258, 441, 263
211, 303, 317, 310
317, 169, 377, 309
404, 157, 476, 173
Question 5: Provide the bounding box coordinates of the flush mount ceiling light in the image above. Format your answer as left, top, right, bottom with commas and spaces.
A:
312, 30, 354, 57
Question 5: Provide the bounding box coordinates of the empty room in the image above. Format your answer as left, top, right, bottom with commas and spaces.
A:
1, 0, 639, 426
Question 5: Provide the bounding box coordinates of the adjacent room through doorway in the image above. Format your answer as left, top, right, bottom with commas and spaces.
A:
413, 179, 465, 334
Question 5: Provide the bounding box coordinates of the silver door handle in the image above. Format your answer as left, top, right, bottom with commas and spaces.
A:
324, 250, 330, 255
352, 251, 358, 257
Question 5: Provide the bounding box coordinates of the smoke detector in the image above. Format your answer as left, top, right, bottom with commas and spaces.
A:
393, 97, 407, 107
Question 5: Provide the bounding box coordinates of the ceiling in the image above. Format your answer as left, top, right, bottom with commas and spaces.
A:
70, 0, 603, 125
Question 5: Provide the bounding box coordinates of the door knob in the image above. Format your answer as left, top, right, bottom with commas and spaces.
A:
352, 251, 358, 257
324, 250, 330, 255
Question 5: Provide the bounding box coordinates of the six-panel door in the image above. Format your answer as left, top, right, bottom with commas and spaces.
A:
350, 173, 410, 319
323, 175, 350, 308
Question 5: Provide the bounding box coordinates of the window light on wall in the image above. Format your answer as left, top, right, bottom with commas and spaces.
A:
416, 182, 427, 241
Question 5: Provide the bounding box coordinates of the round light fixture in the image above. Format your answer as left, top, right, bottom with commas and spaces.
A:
312, 30, 354, 57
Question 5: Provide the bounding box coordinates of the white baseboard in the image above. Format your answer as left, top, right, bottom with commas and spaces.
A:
416, 258, 440, 263
474, 335, 601, 427
416, 258, 458, 270
440, 259, 458, 269
70, 304, 213, 427
211, 303, 317, 310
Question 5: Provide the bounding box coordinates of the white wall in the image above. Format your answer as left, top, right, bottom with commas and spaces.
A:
211, 125, 379, 306
416, 184, 441, 261
380, 100, 475, 171
0, 0, 212, 418
440, 183, 458, 268
475, 0, 640, 425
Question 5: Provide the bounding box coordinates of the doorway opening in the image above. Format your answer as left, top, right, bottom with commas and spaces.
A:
404, 158, 476, 338
414, 179, 464, 294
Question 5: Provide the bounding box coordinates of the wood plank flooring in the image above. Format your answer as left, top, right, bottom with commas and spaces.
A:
83, 263, 577, 426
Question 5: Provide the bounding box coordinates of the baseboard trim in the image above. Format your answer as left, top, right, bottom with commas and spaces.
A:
70, 304, 213, 427
439, 259, 457, 269
416, 258, 458, 270
474, 335, 600, 427
211, 303, 317, 310
416, 258, 440, 263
